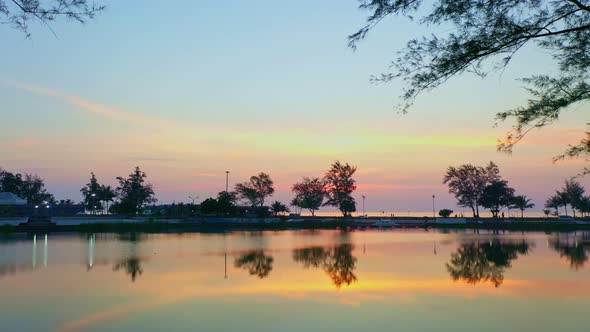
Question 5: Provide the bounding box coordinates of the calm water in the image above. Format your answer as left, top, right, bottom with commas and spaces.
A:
1, 229, 589, 332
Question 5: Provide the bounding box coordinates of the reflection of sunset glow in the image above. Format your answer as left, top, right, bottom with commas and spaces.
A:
2, 231, 590, 332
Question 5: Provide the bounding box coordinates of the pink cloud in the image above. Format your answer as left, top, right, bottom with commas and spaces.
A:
357, 183, 445, 191
0, 140, 40, 148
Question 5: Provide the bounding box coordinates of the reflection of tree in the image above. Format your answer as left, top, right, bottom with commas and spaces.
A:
234, 250, 274, 279
293, 244, 357, 288
113, 256, 143, 282
446, 240, 530, 287
113, 233, 144, 282
550, 233, 590, 270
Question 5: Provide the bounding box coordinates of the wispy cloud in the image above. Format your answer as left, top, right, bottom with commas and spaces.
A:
0, 140, 39, 148
0, 80, 181, 129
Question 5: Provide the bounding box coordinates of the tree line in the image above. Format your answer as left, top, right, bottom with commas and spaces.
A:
3, 160, 589, 218
443, 161, 589, 218
199, 161, 358, 217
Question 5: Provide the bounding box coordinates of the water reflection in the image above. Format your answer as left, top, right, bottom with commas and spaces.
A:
293, 243, 357, 288
234, 250, 274, 279
446, 240, 531, 287
113, 257, 143, 282
549, 232, 590, 270
112, 233, 144, 282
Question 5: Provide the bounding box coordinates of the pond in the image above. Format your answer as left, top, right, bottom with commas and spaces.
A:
0, 229, 589, 332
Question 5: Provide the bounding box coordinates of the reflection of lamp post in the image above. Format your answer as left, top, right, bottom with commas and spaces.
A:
225, 171, 230, 192
44, 234, 48, 267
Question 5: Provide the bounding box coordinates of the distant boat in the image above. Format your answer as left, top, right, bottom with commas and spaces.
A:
374, 219, 400, 227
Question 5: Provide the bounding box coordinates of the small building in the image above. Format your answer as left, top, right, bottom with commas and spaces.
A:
0, 192, 27, 205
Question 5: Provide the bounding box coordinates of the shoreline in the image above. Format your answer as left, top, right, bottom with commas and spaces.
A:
1, 216, 589, 233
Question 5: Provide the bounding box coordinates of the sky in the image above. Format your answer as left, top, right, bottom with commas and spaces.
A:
0, 0, 587, 214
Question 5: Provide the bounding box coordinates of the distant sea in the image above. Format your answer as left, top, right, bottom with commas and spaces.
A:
300, 211, 550, 218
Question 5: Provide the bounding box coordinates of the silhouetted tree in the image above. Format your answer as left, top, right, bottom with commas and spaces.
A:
20, 173, 55, 205
323, 161, 357, 217
216, 191, 237, 216
510, 195, 535, 219
545, 194, 562, 216
100, 185, 116, 214
0, 169, 24, 195
291, 177, 326, 216
112, 167, 156, 215
270, 201, 289, 216
293, 243, 358, 288
57, 199, 76, 206
443, 162, 501, 217
438, 209, 453, 218
80, 172, 103, 214
349, 1, 590, 172
235, 173, 274, 208
479, 180, 515, 218
563, 179, 586, 218
234, 250, 274, 279
0, 170, 55, 204
1, 0, 105, 37
199, 198, 219, 215
446, 240, 530, 287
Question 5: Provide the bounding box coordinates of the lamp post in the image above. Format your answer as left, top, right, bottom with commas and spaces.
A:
189, 195, 199, 216
225, 171, 230, 192
91, 193, 96, 215
362, 195, 366, 216
432, 194, 436, 218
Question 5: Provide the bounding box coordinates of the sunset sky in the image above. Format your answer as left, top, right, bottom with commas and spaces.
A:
0, 0, 587, 214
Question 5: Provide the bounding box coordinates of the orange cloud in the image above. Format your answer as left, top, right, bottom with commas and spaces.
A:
357, 183, 445, 191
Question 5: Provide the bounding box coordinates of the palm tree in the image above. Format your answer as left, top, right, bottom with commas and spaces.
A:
510, 195, 535, 219
545, 194, 561, 216
558, 191, 570, 216
100, 185, 117, 214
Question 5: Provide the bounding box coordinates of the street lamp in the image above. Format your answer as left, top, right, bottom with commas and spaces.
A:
432, 194, 436, 218
362, 195, 366, 217
91, 193, 96, 215
189, 195, 199, 216
225, 171, 230, 192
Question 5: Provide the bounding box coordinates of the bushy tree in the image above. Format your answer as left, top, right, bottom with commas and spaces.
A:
438, 209, 453, 218
349, 0, 590, 173
80, 172, 103, 214
112, 167, 156, 215
200, 198, 219, 215
323, 161, 357, 217
479, 181, 515, 218
443, 162, 501, 217
235, 173, 274, 208
291, 177, 326, 216
1, 169, 55, 204
217, 191, 238, 216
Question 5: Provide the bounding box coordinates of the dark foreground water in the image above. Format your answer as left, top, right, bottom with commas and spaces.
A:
0, 229, 589, 332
